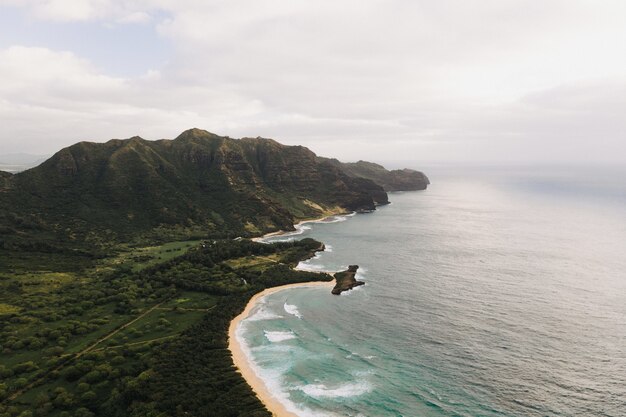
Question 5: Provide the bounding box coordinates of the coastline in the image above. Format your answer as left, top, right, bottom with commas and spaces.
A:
252, 211, 353, 242
228, 280, 334, 417
233, 211, 348, 415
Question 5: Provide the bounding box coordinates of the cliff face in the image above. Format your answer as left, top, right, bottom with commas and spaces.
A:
319, 158, 430, 191
0, 129, 389, 246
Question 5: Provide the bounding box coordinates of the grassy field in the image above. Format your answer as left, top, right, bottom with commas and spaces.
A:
0, 239, 205, 413
0, 304, 20, 315
102, 308, 209, 348
160, 291, 218, 310
223, 254, 281, 271
102, 240, 202, 272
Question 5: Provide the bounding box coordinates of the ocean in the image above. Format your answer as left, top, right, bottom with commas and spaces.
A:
236, 167, 626, 417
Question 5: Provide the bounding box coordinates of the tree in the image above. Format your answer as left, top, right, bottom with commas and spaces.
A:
63, 366, 82, 382
13, 378, 28, 389
80, 391, 97, 403
73, 408, 94, 417
52, 389, 74, 409
13, 361, 38, 375
76, 382, 90, 393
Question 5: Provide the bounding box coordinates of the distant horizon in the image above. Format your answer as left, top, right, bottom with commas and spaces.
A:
3, 130, 626, 175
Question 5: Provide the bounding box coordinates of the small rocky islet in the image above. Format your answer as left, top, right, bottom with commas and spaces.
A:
332, 265, 365, 295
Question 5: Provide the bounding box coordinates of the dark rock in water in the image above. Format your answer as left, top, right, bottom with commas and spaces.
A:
332, 265, 365, 295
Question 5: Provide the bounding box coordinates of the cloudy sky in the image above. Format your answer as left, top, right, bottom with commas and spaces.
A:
0, 0, 625, 166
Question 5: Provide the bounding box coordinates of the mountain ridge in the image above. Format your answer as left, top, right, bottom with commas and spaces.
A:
0, 129, 427, 260
318, 157, 430, 191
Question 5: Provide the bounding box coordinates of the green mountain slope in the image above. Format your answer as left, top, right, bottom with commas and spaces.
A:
319, 158, 430, 191
0, 129, 393, 255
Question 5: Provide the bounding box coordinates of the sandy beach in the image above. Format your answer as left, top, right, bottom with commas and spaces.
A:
252, 211, 352, 242
228, 280, 334, 417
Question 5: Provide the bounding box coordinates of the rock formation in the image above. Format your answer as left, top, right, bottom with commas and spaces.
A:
332, 265, 365, 295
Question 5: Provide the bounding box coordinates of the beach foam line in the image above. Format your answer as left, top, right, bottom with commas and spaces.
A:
264, 330, 297, 342
228, 280, 334, 417
253, 212, 355, 243
294, 263, 336, 274
299, 381, 373, 398
247, 306, 284, 322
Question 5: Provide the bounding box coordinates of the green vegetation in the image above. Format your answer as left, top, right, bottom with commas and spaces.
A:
318, 157, 430, 191
0, 237, 330, 416
107, 240, 202, 272
0, 129, 390, 269
0, 130, 427, 416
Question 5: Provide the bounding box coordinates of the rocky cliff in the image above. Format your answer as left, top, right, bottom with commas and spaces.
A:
319, 158, 430, 191
0, 129, 392, 249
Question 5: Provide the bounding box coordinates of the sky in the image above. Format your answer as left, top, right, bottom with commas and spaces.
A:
0, 0, 625, 167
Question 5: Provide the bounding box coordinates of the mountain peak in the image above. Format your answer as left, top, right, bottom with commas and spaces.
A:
1, 129, 428, 250
175, 128, 220, 141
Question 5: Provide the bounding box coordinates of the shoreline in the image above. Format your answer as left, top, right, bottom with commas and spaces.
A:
228, 280, 334, 417
252, 211, 353, 242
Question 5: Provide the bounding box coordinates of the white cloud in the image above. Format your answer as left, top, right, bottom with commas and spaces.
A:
0, 46, 275, 153
0, 0, 161, 22
0, 46, 125, 103
0, 1, 625, 164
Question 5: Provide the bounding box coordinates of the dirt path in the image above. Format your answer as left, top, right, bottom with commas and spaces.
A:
7, 300, 166, 402
75, 301, 165, 359
90, 335, 178, 351
155, 306, 215, 312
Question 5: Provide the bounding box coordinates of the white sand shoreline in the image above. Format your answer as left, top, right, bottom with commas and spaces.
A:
252, 211, 353, 242
228, 280, 334, 417
230, 211, 351, 415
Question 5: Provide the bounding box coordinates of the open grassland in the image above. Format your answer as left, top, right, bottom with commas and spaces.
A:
0, 304, 20, 315
223, 254, 281, 270
102, 309, 209, 348
160, 291, 218, 310
105, 240, 202, 272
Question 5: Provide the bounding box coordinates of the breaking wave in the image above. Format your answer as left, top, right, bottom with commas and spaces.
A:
284, 302, 302, 319
264, 330, 297, 343
299, 381, 373, 398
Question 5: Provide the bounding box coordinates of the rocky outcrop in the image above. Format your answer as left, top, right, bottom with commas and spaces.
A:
332, 265, 365, 295
381, 168, 430, 191
318, 158, 430, 191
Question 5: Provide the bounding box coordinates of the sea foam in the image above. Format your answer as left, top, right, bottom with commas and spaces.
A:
236, 310, 342, 417
295, 262, 330, 272
256, 212, 356, 244
284, 302, 303, 318
246, 307, 283, 322
299, 381, 373, 398
264, 330, 297, 342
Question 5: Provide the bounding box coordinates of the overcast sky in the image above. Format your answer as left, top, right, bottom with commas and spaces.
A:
0, 0, 625, 166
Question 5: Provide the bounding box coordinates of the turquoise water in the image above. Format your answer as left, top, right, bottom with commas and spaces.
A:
237, 169, 626, 417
